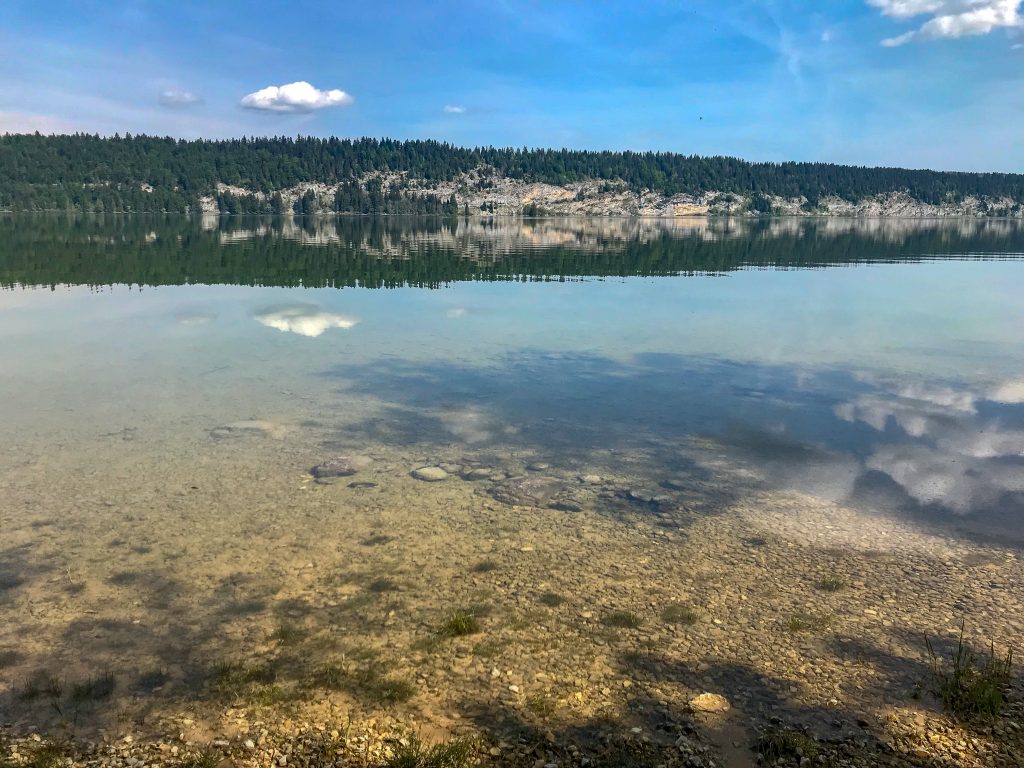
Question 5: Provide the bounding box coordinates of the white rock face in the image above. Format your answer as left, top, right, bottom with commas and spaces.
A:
200, 166, 1024, 219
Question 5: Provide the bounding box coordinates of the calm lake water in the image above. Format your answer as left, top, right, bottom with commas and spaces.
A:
1, 215, 1023, 754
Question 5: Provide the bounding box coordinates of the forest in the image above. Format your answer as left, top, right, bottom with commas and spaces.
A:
2, 133, 1024, 213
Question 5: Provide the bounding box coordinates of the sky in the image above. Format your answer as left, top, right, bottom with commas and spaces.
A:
1, 0, 1022, 172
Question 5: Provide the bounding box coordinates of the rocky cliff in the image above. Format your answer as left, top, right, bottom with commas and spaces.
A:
203, 165, 1024, 218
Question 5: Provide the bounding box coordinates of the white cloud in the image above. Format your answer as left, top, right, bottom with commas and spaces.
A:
159, 88, 202, 108
446, 308, 467, 318
868, 0, 1023, 45
255, 305, 359, 337
443, 105, 466, 114
240, 81, 353, 113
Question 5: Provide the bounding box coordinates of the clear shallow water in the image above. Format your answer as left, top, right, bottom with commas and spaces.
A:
1, 214, 1024, 748
2, 215, 1023, 539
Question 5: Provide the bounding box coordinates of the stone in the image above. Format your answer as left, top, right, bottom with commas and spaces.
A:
689, 692, 731, 713
526, 462, 551, 471
412, 466, 449, 482
580, 474, 603, 484
461, 467, 495, 481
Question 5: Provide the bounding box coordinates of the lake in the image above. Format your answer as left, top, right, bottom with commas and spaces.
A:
1, 214, 1023, 765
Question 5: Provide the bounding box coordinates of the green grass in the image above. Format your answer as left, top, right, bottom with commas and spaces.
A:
440, 610, 483, 637
756, 729, 819, 761
815, 576, 847, 592
602, 610, 643, 629
537, 592, 565, 607
785, 613, 833, 633
925, 621, 1013, 720
70, 671, 116, 702
384, 735, 477, 768
661, 604, 699, 625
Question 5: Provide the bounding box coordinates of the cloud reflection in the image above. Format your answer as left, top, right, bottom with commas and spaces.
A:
837, 377, 1024, 514
255, 305, 359, 337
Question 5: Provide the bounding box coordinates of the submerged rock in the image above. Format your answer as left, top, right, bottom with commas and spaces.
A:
689, 692, 731, 713
411, 466, 449, 482
526, 461, 551, 471
210, 419, 286, 439
489, 475, 577, 509
461, 467, 495, 481
311, 457, 359, 478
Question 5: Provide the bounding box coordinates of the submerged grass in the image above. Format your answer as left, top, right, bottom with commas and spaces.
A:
311, 662, 415, 705
212, 661, 287, 705
925, 621, 1013, 720
15, 741, 72, 768
537, 591, 565, 607
661, 604, 699, 625
270, 622, 308, 645
70, 671, 116, 702
177, 748, 220, 768
785, 613, 833, 633
757, 728, 820, 762
602, 610, 643, 629
384, 735, 477, 768
0, 649, 22, 669
18, 671, 62, 702
815, 576, 847, 592
440, 610, 483, 638
367, 577, 401, 593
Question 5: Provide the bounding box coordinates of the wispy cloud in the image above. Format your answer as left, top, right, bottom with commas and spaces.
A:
0, 110, 82, 135
443, 105, 466, 114
868, 0, 1023, 46
240, 81, 353, 113
159, 88, 202, 108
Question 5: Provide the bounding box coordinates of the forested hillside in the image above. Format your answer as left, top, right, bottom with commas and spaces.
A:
2, 133, 1024, 214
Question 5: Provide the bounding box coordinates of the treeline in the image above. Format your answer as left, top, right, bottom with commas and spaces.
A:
3, 134, 1024, 213
3, 214, 1023, 290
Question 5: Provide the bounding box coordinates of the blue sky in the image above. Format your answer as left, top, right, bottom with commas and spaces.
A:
1, 1, 1022, 171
